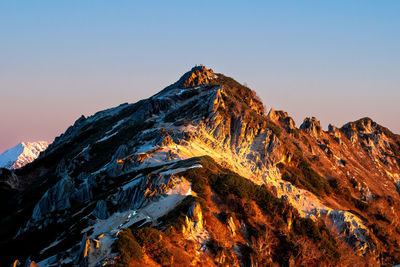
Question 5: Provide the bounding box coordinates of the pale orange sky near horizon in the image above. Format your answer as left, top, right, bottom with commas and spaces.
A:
1, 1, 399, 152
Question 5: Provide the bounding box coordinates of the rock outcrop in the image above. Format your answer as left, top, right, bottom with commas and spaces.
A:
300, 117, 322, 137
178, 65, 215, 88
268, 108, 296, 133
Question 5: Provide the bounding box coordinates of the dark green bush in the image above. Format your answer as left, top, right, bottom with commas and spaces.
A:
276, 162, 285, 170
280, 157, 331, 197
128, 227, 173, 266
207, 238, 224, 255
133, 227, 161, 248
211, 172, 284, 216
294, 217, 321, 240
293, 218, 340, 260
371, 213, 390, 223
328, 178, 339, 190
292, 129, 300, 139
154, 243, 173, 266
265, 120, 282, 137
370, 223, 389, 245
351, 197, 368, 211
157, 196, 196, 231
246, 222, 267, 239
239, 244, 254, 267
113, 228, 143, 266
349, 178, 358, 188
298, 160, 331, 195
301, 136, 309, 145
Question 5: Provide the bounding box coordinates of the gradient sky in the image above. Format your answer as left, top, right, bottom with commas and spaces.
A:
1, 1, 399, 152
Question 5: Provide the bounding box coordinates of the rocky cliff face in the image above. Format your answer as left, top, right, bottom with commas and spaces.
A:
3, 66, 400, 266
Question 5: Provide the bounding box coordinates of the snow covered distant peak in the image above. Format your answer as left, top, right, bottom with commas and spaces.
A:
0, 141, 49, 169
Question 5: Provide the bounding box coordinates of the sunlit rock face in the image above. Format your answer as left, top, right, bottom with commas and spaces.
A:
182, 202, 207, 242
268, 108, 296, 133
178, 65, 216, 88
300, 117, 323, 138
3, 66, 400, 266
341, 117, 397, 164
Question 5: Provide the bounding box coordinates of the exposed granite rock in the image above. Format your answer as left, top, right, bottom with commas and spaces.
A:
360, 182, 373, 201
327, 210, 371, 255
328, 124, 342, 144
92, 200, 109, 220
267, 108, 296, 133
341, 117, 399, 171
183, 202, 208, 246
75, 234, 90, 266
26, 175, 92, 229
176, 65, 215, 88
300, 117, 322, 137
227, 216, 236, 236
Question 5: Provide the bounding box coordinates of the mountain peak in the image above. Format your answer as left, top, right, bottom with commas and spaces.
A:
176, 65, 215, 88
0, 141, 49, 169
4, 67, 400, 266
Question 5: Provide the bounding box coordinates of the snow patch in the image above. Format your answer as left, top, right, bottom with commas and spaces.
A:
96, 131, 119, 143
105, 119, 126, 135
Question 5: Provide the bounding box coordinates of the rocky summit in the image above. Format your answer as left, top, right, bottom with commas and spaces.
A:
2, 66, 400, 267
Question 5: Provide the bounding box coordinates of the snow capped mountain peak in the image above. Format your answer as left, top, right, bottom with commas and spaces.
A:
0, 141, 49, 169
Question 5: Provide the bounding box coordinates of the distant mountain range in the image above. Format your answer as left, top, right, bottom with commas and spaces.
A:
0, 141, 49, 169
2, 66, 400, 266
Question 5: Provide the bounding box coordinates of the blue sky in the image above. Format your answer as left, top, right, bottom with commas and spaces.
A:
0, 1, 399, 151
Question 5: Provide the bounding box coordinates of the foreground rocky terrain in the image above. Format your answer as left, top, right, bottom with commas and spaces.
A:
2, 66, 400, 266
